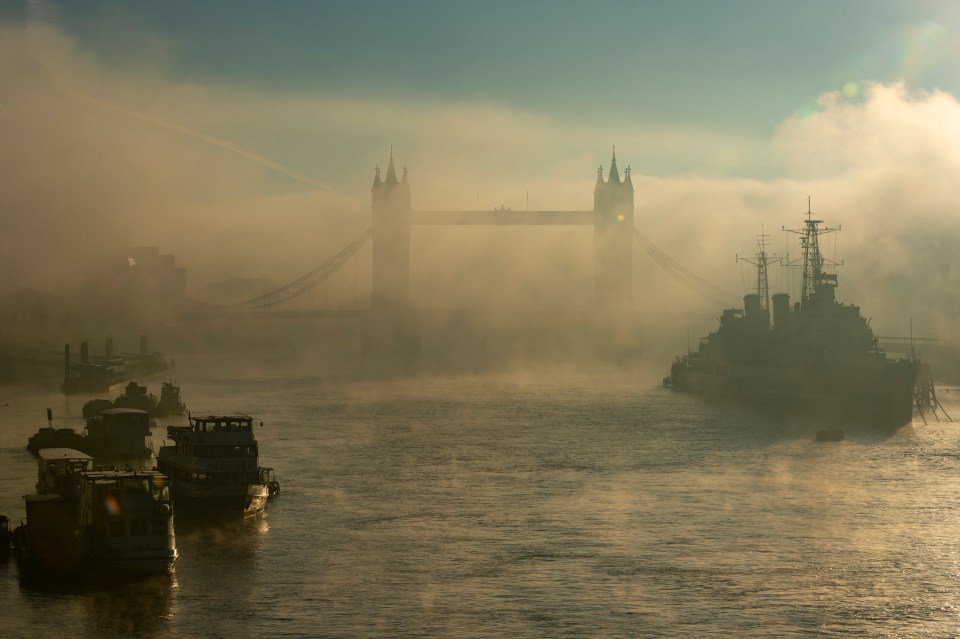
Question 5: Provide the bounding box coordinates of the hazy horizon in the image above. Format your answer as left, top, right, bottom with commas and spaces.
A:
2, 0, 960, 363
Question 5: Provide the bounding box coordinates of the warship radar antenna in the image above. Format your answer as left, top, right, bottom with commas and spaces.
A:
737, 225, 783, 311
783, 198, 841, 309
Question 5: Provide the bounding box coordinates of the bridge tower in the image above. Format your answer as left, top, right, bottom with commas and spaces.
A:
593, 149, 637, 354
362, 151, 421, 361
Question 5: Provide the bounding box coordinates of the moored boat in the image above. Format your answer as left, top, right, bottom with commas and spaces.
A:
84, 408, 153, 461
26, 426, 87, 456
157, 414, 279, 517
12, 452, 177, 576
82, 380, 188, 420
75, 469, 178, 574
665, 203, 921, 429
26, 407, 153, 463
0, 515, 11, 559
27, 410, 87, 455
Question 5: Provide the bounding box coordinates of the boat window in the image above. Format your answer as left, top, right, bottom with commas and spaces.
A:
124, 479, 150, 495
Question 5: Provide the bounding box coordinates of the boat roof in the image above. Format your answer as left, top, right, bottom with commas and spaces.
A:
25, 493, 66, 504
38, 448, 93, 461
100, 408, 149, 416
191, 414, 253, 422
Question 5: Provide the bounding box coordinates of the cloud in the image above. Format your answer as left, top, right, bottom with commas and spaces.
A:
766, 82, 960, 335
2, 13, 960, 351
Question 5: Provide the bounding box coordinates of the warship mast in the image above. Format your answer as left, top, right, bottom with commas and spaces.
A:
784, 198, 840, 310
737, 227, 782, 312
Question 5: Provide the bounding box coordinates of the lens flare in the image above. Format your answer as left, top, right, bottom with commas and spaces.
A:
900, 21, 946, 82
796, 99, 821, 119
104, 495, 121, 516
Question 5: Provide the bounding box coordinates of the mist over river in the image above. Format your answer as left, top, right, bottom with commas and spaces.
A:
3, 359, 960, 638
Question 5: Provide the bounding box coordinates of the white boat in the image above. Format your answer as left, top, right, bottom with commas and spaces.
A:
157, 414, 280, 517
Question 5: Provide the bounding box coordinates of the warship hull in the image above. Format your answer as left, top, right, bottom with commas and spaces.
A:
665, 206, 925, 431
668, 360, 918, 427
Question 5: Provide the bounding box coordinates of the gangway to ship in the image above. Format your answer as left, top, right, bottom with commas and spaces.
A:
913, 362, 953, 423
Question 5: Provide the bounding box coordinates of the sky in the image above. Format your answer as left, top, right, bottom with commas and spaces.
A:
2, 0, 960, 340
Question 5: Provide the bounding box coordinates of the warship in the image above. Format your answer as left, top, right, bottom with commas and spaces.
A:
665, 203, 920, 428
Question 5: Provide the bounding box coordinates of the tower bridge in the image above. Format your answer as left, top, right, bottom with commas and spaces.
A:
363, 149, 636, 360
184, 149, 731, 362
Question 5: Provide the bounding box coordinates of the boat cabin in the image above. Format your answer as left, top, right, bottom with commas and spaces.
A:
85, 408, 151, 457
74, 469, 178, 574
36, 448, 95, 496
76, 470, 174, 541
192, 415, 256, 433
166, 415, 260, 449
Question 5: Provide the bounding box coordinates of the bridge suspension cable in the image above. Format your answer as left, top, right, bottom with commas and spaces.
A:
632, 227, 732, 307
231, 227, 372, 310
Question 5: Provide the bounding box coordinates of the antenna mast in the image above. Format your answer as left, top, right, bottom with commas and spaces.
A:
737, 226, 782, 311
784, 198, 840, 309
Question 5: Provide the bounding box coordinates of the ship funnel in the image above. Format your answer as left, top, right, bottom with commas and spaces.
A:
80, 341, 89, 364
743, 294, 769, 330
772, 293, 790, 330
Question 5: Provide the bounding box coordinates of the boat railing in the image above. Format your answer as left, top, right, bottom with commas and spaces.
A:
164, 426, 256, 445
160, 449, 258, 472
203, 458, 257, 472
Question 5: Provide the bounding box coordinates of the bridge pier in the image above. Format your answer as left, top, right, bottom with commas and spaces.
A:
362, 152, 421, 362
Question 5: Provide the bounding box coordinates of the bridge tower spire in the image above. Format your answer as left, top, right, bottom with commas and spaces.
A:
363, 150, 420, 361
592, 147, 635, 354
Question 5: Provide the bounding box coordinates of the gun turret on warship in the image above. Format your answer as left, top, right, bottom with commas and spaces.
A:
665, 203, 920, 428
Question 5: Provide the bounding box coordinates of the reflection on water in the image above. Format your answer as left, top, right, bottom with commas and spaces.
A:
4, 371, 960, 637
12, 514, 269, 638
7, 487, 270, 637
168, 512, 269, 637
14, 570, 177, 639
176, 511, 270, 556
83, 573, 177, 638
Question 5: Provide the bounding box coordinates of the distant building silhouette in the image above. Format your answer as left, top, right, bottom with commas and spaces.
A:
126, 247, 187, 302
363, 151, 420, 361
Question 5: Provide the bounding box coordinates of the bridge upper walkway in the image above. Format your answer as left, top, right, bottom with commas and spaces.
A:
181, 217, 735, 317
410, 210, 595, 225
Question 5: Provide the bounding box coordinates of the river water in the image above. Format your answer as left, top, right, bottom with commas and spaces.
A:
2, 358, 960, 638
